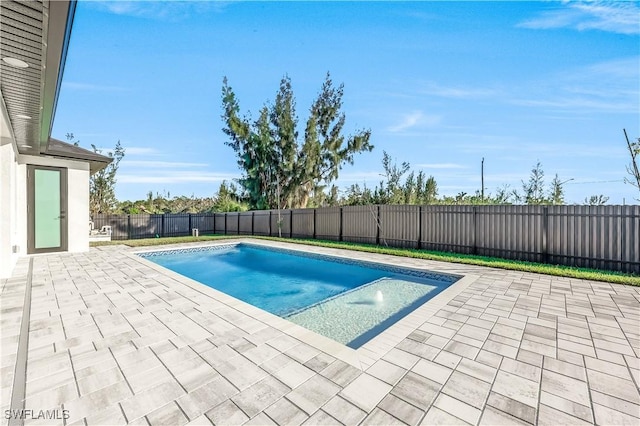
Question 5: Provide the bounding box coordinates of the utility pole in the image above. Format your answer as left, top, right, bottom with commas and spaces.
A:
481, 157, 485, 202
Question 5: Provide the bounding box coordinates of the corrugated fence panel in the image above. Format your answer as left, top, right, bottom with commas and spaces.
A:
93, 205, 638, 273
292, 209, 314, 238
226, 213, 240, 234
624, 205, 640, 274
93, 214, 130, 240
238, 212, 253, 235
315, 207, 340, 241
380, 205, 420, 248
129, 214, 160, 239
548, 205, 640, 273
269, 210, 291, 237
422, 206, 474, 253
477, 205, 544, 263
253, 211, 271, 236
342, 205, 377, 244
214, 213, 226, 234
191, 214, 215, 234
163, 214, 189, 237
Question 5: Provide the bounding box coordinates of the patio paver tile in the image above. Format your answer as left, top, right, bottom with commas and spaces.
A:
320, 360, 361, 387
392, 372, 440, 409
540, 369, 590, 407
263, 397, 308, 426
231, 376, 290, 418
145, 402, 189, 426
537, 404, 592, 426
486, 391, 536, 424
361, 407, 406, 425
285, 374, 341, 416
378, 394, 424, 426
422, 406, 470, 425
491, 370, 539, 409
184, 415, 213, 426
366, 359, 407, 386
591, 390, 640, 419
302, 410, 341, 425
76, 366, 125, 396
321, 396, 367, 425
204, 400, 248, 425
176, 375, 238, 420
433, 393, 481, 425
539, 390, 593, 423
593, 403, 640, 426
586, 369, 640, 404
64, 380, 133, 424
120, 380, 185, 422
382, 348, 420, 370
456, 358, 496, 383
4, 241, 640, 426
339, 373, 392, 413
442, 371, 491, 409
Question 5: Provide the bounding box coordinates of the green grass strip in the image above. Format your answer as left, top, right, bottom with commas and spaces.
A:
91, 234, 640, 286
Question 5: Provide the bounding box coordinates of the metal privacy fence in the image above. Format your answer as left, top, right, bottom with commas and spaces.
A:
93, 204, 640, 273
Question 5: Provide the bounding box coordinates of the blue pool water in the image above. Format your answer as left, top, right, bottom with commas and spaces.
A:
141, 244, 458, 347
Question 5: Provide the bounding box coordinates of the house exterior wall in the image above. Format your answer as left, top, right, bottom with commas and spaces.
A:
0, 133, 19, 278
1, 113, 91, 279
17, 155, 90, 255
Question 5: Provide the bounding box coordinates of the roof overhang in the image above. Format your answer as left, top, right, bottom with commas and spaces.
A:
45, 137, 112, 174
0, 0, 76, 155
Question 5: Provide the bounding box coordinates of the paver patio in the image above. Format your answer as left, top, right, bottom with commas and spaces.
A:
1, 240, 639, 425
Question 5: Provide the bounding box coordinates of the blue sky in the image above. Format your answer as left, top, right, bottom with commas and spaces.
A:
52, 1, 640, 204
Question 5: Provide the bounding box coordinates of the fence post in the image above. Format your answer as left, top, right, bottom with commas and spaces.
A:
161, 214, 165, 238
269, 211, 272, 236
339, 207, 343, 242
543, 206, 549, 264
418, 206, 423, 250
290, 210, 293, 238
472, 206, 478, 255
376, 205, 381, 246
251, 211, 255, 236
224, 213, 228, 235
237, 213, 240, 235
188, 213, 192, 236
212, 213, 216, 235
313, 209, 317, 240
127, 214, 131, 240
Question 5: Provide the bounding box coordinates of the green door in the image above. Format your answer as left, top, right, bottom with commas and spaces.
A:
28, 166, 67, 253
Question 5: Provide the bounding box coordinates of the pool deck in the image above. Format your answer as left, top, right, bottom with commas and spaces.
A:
1, 239, 639, 425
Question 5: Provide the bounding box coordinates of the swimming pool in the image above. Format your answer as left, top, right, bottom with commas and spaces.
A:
140, 243, 459, 348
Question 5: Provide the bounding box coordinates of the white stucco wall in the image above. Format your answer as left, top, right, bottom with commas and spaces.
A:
0, 134, 19, 279
17, 155, 90, 254
1, 94, 91, 278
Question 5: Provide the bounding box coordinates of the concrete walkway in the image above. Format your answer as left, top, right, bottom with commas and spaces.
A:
1, 240, 639, 425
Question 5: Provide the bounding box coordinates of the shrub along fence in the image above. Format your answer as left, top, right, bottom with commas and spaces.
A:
93, 204, 640, 273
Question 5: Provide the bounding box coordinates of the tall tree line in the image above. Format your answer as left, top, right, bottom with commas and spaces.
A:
221, 73, 373, 210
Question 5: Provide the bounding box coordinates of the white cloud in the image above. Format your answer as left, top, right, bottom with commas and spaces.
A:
88, 0, 232, 21
119, 171, 238, 184
416, 163, 467, 170
518, 1, 639, 34
124, 147, 160, 156
387, 111, 442, 133
122, 160, 208, 168
511, 56, 639, 114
